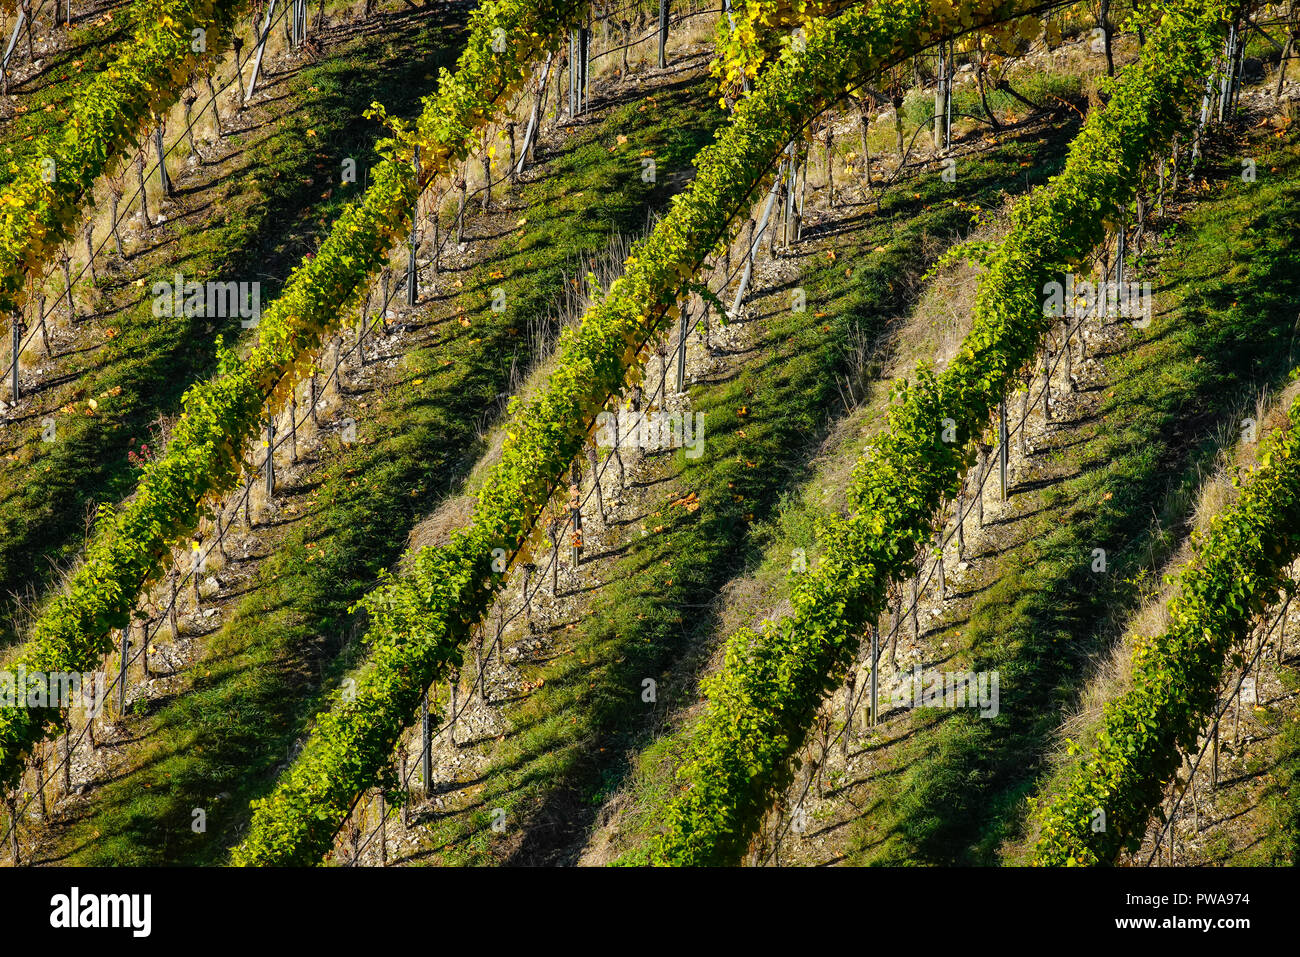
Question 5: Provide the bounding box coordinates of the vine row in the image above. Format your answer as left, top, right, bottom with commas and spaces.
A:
623, 0, 1237, 866
0, 0, 594, 790
1029, 387, 1300, 865
0, 0, 246, 315
233, 0, 1084, 865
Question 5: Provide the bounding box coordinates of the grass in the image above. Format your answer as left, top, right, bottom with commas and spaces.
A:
39, 72, 726, 866
1247, 664, 1300, 864
0, 7, 468, 646
0, 9, 131, 191
844, 127, 1300, 865
413, 112, 1082, 866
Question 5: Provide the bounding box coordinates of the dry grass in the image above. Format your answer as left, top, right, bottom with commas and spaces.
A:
1009, 377, 1300, 859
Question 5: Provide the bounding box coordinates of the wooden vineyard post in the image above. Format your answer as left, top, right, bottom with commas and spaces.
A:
843, 669, 854, 757
676, 301, 688, 393
357, 296, 368, 368
1211, 716, 1219, 788
569, 463, 583, 569
587, 447, 604, 523
378, 790, 387, 867
264, 420, 275, 499
408, 146, 420, 307
522, 563, 536, 628
456, 177, 467, 243
1042, 343, 1052, 421
548, 518, 561, 595
934, 46, 948, 152
745, 217, 756, 286
889, 593, 900, 670
430, 211, 441, 279
400, 751, 410, 827
870, 624, 879, 726
117, 628, 129, 716
976, 444, 988, 526
84, 224, 97, 285
610, 409, 625, 487
204, 73, 223, 140
579, 19, 590, 113
232, 38, 246, 109
136, 154, 151, 228
658, 0, 669, 69
155, 124, 173, 198
169, 570, 179, 639
420, 691, 432, 796
109, 183, 125, 256
472, 626, 484, 702
332, 336, 346, 393
998, 400, 1009, 502
1115, 220, 1126, 289
60, 248, 75, 321
1018, 376, 1031, 455
856, 95, 874, 198
192, 540, 202, 611
911, 575, 919, 642
568, 28, 577, 116
5, 792, 18, 866
139, 618, 153, 679
37, 296, 48, 355
288, 393, 298, 464
824, 123, 835, 207
34, 744, 45, 820
955, 481, 965, 560
88, 674, 99, 749
507, 122, 518, 185
1279, 598, 1289, 665
795, 146, 808, 242
9, 311, 19, 402
62, 730, 72, 795
935, 530, 945, 600
772, 171, 787, 256
448, 675, 458, 747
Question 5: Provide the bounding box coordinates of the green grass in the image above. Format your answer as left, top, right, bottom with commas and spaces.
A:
414, 113, 1082, 866
0, 12, 131, 191
1247, 664, 1300, 865
0, 8, 468, 646
42, 73, 726, 866
845, 128, 1300, 866
903, 70, 1083, 130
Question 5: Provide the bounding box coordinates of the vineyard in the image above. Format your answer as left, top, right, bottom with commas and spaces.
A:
0, 0, 1298, 884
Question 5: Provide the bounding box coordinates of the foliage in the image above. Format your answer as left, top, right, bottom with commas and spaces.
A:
626, 0, 1234, 866
0, 0, 246, 315
234, 0, 1108, 865
0, 0, 592, 793
1030, 388, 1300, 865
